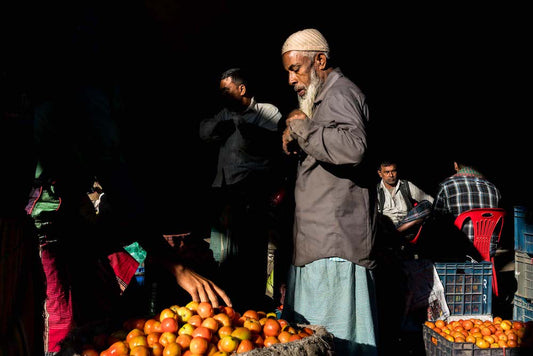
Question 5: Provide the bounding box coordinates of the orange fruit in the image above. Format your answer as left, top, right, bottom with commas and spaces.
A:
507, 339, 518, 347
242, 310, 260, 320
480, 327, 492, 336
263, 318, 282, 337
278, 331, 292, 343
462, 320, 474, 330
476, 338, 490, 349
435, 320, 446, 329
263, 336, 280, 347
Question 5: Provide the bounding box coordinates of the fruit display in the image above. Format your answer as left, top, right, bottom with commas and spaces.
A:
79, 301, 316, 355
424, 317, 533, 349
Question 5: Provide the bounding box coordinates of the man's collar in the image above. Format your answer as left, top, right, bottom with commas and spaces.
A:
315, 68, 342, 104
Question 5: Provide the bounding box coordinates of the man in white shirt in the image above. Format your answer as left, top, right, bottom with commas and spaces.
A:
377, 160, 434, 227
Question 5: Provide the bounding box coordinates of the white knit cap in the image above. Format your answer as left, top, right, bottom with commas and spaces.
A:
281, 28, 329, 55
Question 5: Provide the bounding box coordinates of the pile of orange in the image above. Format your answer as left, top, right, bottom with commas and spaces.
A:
81, 300, 314, 356
425, 317, 533, 349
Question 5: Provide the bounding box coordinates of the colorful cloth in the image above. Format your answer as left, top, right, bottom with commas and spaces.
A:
282, 259, 378, 355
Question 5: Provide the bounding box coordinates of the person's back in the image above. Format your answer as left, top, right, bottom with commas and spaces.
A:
433, 160, 502, 242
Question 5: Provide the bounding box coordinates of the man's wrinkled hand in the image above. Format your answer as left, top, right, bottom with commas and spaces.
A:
172, 264, 232, 308
286, 109, 307, 126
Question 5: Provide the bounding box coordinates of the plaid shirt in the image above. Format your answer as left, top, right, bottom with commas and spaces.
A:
433, 168, 502, 246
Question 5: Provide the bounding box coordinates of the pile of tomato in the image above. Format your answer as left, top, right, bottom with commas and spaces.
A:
80, 300, 314, 356
425, 317, 533, 349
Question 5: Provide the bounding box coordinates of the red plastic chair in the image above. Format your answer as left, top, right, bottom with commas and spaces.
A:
454, 208, 506, 296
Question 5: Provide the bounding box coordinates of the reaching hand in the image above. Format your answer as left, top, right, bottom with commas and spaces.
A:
171, 264, 232, 308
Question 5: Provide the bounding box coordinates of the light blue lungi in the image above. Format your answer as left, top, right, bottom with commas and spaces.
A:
282, 258, 378, 356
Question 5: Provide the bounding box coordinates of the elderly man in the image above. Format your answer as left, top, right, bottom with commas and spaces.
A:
280, 29, 378, 355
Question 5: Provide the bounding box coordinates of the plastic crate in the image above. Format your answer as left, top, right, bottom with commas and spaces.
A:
435, 262, 492, 316
513, 294, 533, 322
514, 206, 533, 255
515, 251, 533, 300
423, 323, 529, 355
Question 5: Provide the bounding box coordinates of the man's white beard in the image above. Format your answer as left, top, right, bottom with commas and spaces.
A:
298, 69, 322, 118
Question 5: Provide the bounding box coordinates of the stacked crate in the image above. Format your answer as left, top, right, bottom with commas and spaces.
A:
513, 206, 533, 322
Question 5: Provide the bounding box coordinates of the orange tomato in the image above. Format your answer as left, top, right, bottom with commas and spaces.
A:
189, 336, 209, 354
162, 342, 182, 356
278, 330, 292, 343
159, 331, 177, 347
130, 345, 150, 356
151, 342, 164, 356
191, 326, 213, 341
176, 333, 192, 349
462, 320, 474, 330
435, 320, 446, 329
161, 317, 179, 333
236, 339, 254, 353
243, 318, 262, 334
263, 336, 280, 347
218, 325, 234, 339
263, 318, 282, 337
242, 310, 259, 320
197, 301, 215, 319
476, 338, 490, 349
147, 332, 162, 347
159, 308, 177, 322
188, 314, 203, 328
126, 329, 145, 343
80, 348, 99, 356
507, 339, 518, 347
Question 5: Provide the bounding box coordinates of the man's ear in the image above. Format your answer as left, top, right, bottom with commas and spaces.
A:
315, 53, 328, 70
239, 84, 246, 96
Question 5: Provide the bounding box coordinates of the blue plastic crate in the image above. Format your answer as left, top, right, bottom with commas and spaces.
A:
513, 294, 533, 322
434, 262, 492, 316
514, 206, 533, 255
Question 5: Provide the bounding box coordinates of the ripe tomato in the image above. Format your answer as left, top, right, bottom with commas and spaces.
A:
262, 318, 281, 337
236, 339, 254, 352
191, 326, 213, 341
189, 336, 209, 354
161, 317, 179, 333
197, 301, 214, 319
263, 336, 280, 347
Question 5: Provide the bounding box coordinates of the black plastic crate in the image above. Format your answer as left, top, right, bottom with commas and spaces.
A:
435, 262, 492, 316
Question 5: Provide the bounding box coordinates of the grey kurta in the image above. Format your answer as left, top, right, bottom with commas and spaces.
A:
288, 68, 375, 268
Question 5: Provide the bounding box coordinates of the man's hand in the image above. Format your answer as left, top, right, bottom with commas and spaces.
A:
285, 109, 307, 125
282, 109, 307, 155
172, 264, 232, 308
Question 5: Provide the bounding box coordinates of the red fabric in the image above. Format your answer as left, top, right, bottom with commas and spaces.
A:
107, 250, 139, 294
40, 243, 74, 353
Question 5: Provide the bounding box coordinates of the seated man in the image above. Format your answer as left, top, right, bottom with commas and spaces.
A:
376, 160, 434, 239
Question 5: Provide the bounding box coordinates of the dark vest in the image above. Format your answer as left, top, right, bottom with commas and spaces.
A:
377, 180, 416, 213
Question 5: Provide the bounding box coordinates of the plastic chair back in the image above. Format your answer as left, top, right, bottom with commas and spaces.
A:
454, 208, 506, 296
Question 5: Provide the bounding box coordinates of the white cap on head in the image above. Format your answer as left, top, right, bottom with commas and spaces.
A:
281, 28, 329, 55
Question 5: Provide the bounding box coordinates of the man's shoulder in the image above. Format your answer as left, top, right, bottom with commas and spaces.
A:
253, 102, 282, 120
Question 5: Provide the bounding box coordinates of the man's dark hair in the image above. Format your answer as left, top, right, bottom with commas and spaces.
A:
221, 68, 250, 89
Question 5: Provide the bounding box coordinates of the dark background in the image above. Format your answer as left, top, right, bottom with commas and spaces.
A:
3, 1, 529, 235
